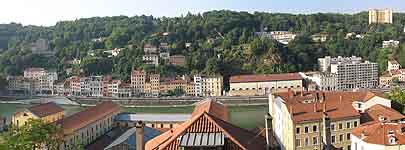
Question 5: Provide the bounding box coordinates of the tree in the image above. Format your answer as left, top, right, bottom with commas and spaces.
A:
1, 119, 64, 150
386, 88, 405, 113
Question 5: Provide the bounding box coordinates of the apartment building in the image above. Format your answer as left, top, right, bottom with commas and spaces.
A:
268, 90, 392, 150
313, 73, 338, 91
369, 9, 393, 24
23, 68, 58, 94
24, 67, 47, 79
6, 76, 36, 95
229, 73, 303, 96
149, 74, 160, 97
194, 75, 223, 97
146, 99, 267, 150
12, 102, 64, 127
318, 56, 378, 90
142, 54, 159, 66
131, 70, 146, 95
58, 101, 120, 150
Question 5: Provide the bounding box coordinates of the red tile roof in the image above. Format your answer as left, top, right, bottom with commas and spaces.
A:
275, 91, 387, 123
192, 99, 229, 121
58, 101, 120, 135
352, 122, 405, 145
230, 73, 303, 83
28, 102, 64, 118
362, 104, 405, 123
146, 99, 265, 150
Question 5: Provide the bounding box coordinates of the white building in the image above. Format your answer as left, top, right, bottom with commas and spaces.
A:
383, 40, 400, 48
88, 76, 103, 97
319, 56, 378, 90
351, 122, 405, 150
313, 73, 338, 91
143, 54, 159, 66
255, 31, 296, 44
388, 59, 401, 71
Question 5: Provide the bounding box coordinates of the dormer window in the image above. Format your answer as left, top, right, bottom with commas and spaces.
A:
389, 137, 396, 144
378, 115, 386, 121
401, 127, 405, 133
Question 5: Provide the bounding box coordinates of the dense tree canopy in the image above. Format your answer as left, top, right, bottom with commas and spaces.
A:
0, 10, 405, 84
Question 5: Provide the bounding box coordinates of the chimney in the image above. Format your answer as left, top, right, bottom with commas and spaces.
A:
320, 92, 325, 103
288, 88, 293, 98
313, 103, 317, 112
301, 86, 304, 96
323, 102, 326, 113
265, 113, 273, 149
339, 95, 343, 104
136, 121, 145, 150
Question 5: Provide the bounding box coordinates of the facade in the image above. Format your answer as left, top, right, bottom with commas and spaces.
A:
314, 73, 338, 91
12, 102, 64, 127
388, 60, 401, 71
383, 40, 400, 48
159, 52, 170, 60
256, 31, 296, 44
168, 55, 186, 66
24, 68, 47, 79
7, 76, 36, 95
268, 90, 392, 150
194, 75, 223, 97
143, 54, 159, 66
311, 33, 329, 42
146, 99, 267, 150
59, 101, 121, 150
319, 56, 378, 90
144, 44, 158, 53
229, 73, 303, 96
21, 68, 58, 94
149, 74, 160, 97
131, 70, 146, 95
160, 79, 195, 96
117, 83, 132, 98
369, 9, 393, 24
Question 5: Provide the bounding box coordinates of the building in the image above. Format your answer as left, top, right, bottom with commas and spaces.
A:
168, 55, 186, 66
6, 76, 36, 95
117, 83, 132, 98
312, 33, 329, 42
149, 74, 160, 97
351, 122, 405, 150
131, 70, 146, 95
388, 59, 401, 71
194, 75, 223, 97
268, 90, 392, 150
24, 68, 47, 79
58, 101, 121, 150
23, 68, 58, 94
115, 113, 190, 130
146, 99, 267, 150
369, 9, 393, 24
318, 56, 378, 90
144, 44, 158, 53
12, 102, 64, 127
255, 31, 297, 44
383, 40, 400, 48
313, 73, 338, 91
159, 52, 170, 60
143, 54, 159, 66
229, 73, 303, 96
86, 124, 161, 150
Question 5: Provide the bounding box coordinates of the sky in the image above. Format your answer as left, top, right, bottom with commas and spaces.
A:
1, 0, 404, 26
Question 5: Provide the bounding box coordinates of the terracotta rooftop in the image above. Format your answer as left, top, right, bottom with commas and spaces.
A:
275, 90, 387, 123
230, 73, 303, 83
352, 122, 405, 145
391, 69, 402, 76
58, 101, 120, 135
146, 99, 266, 150
192, 99, 229, 121
362, 104, 405, 123
28, 102, 64, 118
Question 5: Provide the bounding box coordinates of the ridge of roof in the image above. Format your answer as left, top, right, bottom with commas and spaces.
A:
27, 102, 64, 118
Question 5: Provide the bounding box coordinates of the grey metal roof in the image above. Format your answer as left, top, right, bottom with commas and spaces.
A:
115, 113, 191, 122
179, 132, 224, 147
104, 126, 161, 150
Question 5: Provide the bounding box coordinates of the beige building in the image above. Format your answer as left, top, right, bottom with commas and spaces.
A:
269, 90, 392, 150
229, 73, 303, 96
369, 9, 393, 24
388, 59, 401, 71
194, 75, 223, 97
12, 102, 64, 127
59, 101, 120, 150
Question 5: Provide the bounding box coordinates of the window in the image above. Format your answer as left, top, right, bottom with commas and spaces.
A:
331, 124, 336, 131
347, 133, 351, 140
346, 122, 351, 128
340, 134, 343, 142
354, 121, 358, 127
339, 123, 343, 130
305, 126, 309, 133
305, 138, 309, 146
296, 139, 301, 147
296, 127, 300, 134
313, 125, 318, 132
313, 137, 318, 145
332, 135, 336, 143
348, 145, 351, 150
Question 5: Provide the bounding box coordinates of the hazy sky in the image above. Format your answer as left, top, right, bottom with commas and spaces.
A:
1, 0, 404, 26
